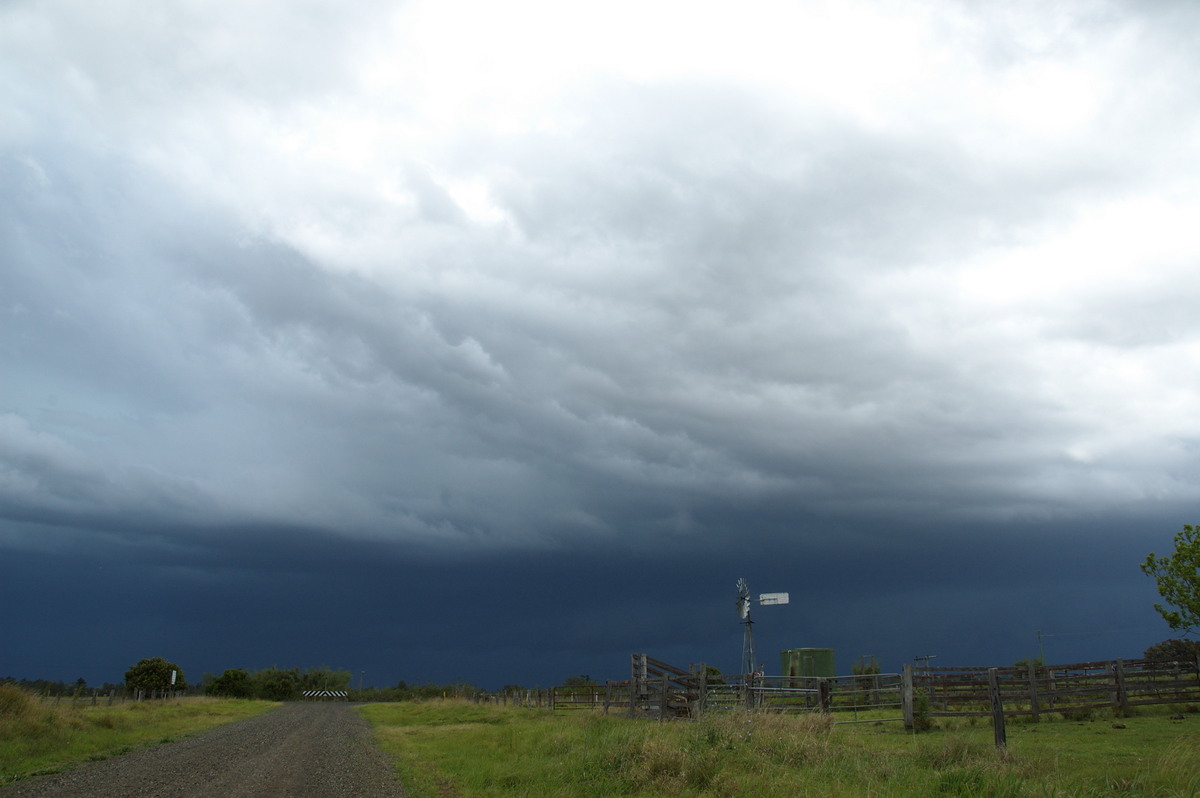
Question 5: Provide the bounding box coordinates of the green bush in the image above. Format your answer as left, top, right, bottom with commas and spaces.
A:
0, 683, 36, 719
125, 657, 187, 692
912, 688, 934, 731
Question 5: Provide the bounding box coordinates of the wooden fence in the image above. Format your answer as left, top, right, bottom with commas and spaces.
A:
534, 654, 1200, 729
913, 658, 1200, 721
474, 654, 1200, 736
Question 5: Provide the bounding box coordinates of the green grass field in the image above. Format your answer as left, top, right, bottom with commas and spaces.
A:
359, 700, 1200, 798
0, 684, 277, 784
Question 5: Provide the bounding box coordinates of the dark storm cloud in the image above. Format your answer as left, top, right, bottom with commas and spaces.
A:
0, 509, 1168, 687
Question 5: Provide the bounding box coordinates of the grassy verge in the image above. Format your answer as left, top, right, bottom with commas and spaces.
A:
359, 700, 1200, 798
0, 684, 278, 784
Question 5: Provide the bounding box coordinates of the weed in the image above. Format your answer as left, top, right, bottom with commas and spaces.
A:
934, 766, 986, 795
912, 689, 934, 732
0, 685, 36, 719
917, 735, 992, 769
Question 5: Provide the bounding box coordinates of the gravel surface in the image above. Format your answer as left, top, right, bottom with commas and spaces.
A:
1, 702, 410, 798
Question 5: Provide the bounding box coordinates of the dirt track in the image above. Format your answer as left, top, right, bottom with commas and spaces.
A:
0, 702, 409, 798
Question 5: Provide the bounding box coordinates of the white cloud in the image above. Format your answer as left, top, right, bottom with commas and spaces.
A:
4, 0, 1200, 548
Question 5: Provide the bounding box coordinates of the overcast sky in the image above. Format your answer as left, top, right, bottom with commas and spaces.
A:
3, 0, 1198, 689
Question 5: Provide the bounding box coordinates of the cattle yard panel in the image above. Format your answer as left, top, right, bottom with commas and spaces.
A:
496, 656, 1200, 726
912, 658, 1200, 720
600, 655, 1200, 724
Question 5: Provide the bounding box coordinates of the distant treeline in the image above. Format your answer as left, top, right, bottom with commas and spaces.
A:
203, 666, 354, 700
202, 667, 501, 701
4, 668, 591, 703
348, 681, 489, 702
1, 677, 125, 696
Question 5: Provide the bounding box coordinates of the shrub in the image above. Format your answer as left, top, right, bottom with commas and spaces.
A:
912, 689, 934, 731
125, 657, 187, 692
0, 683, 37, 718
1143, 638, 1200, 665
205, 669, 253, 699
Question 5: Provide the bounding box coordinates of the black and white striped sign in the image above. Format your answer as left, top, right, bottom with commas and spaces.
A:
301, 690, 348, 698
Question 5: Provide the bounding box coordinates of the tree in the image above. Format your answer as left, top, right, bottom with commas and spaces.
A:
560, 674, 596, 687
253, 667, 299, 701
297, 666, 351, 693
125, 657, 187, 692
1143, 638, 1200, 665
852, 655, 881, 676
206, 668, 253, 698
1141, 524, 1200, 634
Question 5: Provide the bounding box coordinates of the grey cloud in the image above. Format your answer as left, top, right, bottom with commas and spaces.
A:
2, 0, 1197, 687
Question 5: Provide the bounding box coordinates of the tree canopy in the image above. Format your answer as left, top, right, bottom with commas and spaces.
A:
125, 657, 187, 692
1141, 524, 1200, 634
560, 674, 596, 687
1143, 638, 1200, 665
203, 666, 352, 700
205, 668, 253, 698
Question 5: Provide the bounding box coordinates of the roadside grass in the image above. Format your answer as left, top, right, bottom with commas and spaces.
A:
0, 684, 277, 784
360, 699, 1200, 798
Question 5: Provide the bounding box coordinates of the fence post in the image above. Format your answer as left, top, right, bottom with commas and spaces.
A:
902, 664, 914, 731
1111, 659, 1128, 714
1027, 662, 1040, 723
818, 677, 832, 714
659, 672, 669, 718
987, 668, 1006, 749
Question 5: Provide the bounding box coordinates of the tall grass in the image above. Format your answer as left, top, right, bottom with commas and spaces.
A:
0, 683, 276, 784
361, 700, 1200, 798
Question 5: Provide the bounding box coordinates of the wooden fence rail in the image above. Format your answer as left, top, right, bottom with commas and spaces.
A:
474, 655, 1200, 731
912, 658, 1200, 720
577, 655, 1200, 726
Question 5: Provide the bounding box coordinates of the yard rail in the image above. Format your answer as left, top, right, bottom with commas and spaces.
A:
574, 654, 1200, 727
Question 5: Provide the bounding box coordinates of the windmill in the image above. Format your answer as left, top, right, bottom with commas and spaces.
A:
736, 577, 789, 676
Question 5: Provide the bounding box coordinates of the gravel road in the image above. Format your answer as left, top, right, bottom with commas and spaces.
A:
0, 702, 409, 798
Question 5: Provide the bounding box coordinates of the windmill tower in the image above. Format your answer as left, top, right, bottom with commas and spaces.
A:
736, 577, 789, 676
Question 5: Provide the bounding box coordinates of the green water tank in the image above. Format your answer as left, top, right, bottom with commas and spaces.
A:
780, 648, 836, 678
